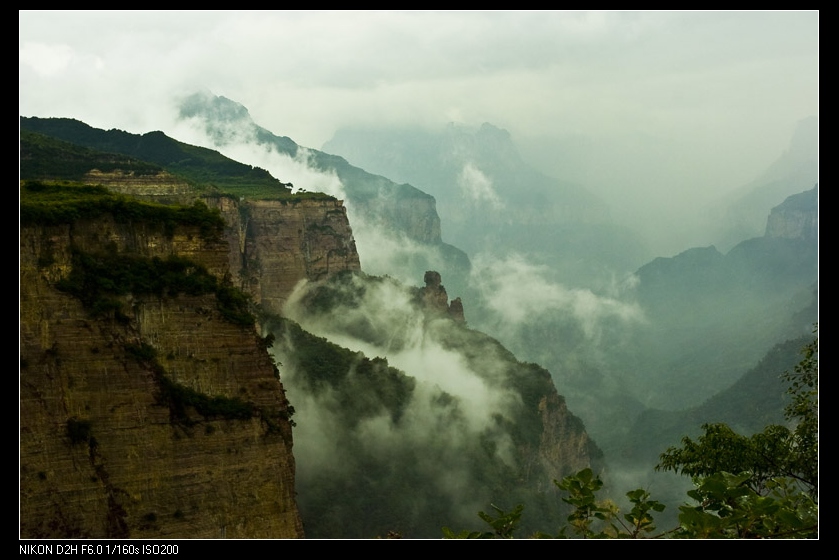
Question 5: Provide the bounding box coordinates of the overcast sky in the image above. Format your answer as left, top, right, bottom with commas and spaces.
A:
19, 10, 818, 238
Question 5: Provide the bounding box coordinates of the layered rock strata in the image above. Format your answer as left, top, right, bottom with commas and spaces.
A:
20, 212, 306, 538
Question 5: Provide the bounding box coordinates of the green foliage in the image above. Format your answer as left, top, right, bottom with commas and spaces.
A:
657, 325, 818, 498
553, 468, 665, 538
446, 467, 815, 539
656, 423, 796, 494
443, 504, 524, 539
444, 469, 667, 539
674, 472, 817, 538
780, 328, 818, 494
156, 375, 255, 423
21, 181, 225, 239
215, 283, 256, 327
55, 248, 254, 327
555, 467, 613, 538
20, 129, 163, 180
622, 488, 667, 537
20, 117, 312, 199
124, 342, 158, 363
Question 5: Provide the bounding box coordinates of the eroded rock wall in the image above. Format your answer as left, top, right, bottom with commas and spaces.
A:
20, 216, 304, 538
212, 197, 361, 316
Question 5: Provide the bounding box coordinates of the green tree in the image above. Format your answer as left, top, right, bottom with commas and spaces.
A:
657, 325, 818, 499
654, 326, 817, 538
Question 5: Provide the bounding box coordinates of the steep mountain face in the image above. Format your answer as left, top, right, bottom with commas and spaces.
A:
210, 195, 360, 315
19, 132, 360, 538
20, 201, 303, 538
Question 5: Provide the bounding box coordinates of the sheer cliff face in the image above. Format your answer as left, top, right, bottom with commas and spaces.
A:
214, 197, 361, 316
20, 214, 302, 538
19, 196, 359, 537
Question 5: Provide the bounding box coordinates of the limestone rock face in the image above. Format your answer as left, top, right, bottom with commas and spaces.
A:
213, 197, 361, 316
419, 270, 465, 323
352, 189, 442, 244
20, 215, 305, 538
764, 185, 818, 241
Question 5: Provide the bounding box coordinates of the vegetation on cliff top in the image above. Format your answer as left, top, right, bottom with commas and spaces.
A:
21, 117, 337, 201
20, 129, 163, 180
21, 180, 225, 238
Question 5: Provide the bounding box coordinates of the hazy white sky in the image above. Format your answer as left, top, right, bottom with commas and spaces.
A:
19, 10, 818, 230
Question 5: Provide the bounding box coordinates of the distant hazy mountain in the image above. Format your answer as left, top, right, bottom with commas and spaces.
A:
712, 116, 818, 250
324, 122, 649, 290
621, 185, 818, 410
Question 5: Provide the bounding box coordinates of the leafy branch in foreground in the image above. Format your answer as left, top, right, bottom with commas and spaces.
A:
442, 504, 524, 539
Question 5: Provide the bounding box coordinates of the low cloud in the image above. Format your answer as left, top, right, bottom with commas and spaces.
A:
469, 252, 644, 341
282, 274, 522, 443
171, 117, 347, 200
458, 162, 501, 208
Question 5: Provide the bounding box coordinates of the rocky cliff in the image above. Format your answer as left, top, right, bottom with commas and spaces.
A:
19, 205, 304, 538
19, 170, 363, 537
74, 168, 362, 315
211, 196, 361, 316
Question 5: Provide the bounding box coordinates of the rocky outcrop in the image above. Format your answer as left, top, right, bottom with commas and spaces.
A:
419, 270, 465, 323
764, 185, 818, 241
20, 211, 305, 538
62, 173, 362, 315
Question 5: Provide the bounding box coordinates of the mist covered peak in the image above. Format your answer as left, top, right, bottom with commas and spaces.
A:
179, 90, 252, 124
176, 90, 299, 153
